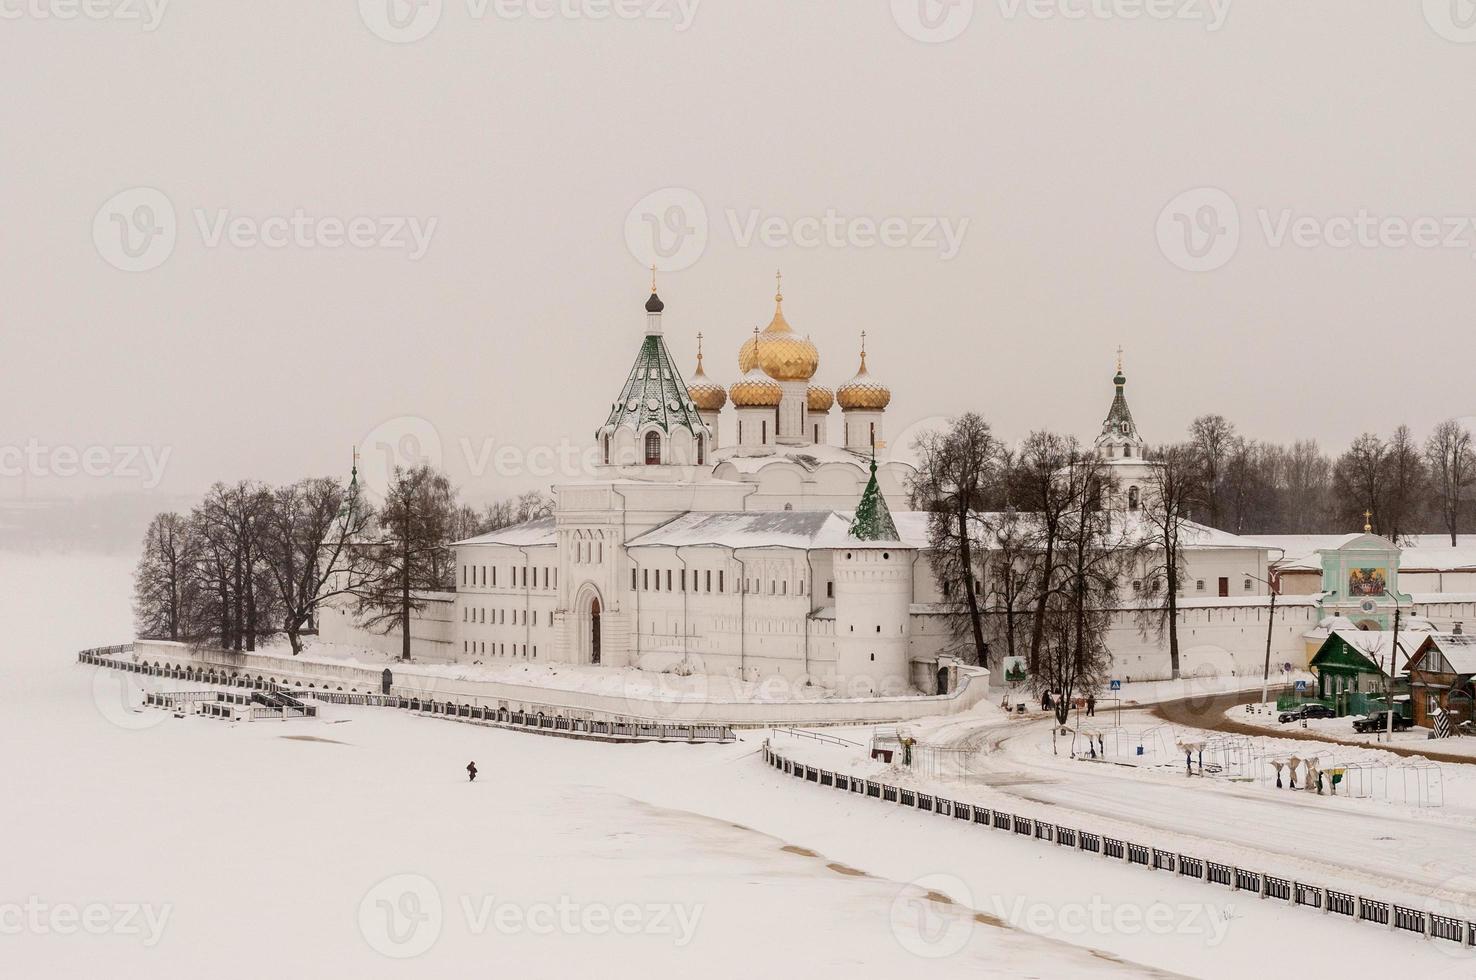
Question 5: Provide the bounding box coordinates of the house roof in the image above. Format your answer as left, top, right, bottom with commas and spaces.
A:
453, 517, 558, 548
1312, 629, 1423, 677
1410, 633, 1476, 675
625, 509, 926, 552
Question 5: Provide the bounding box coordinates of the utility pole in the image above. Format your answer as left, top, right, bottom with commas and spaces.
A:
1386, 599, 1402, 742
1245, 564, 1282, 712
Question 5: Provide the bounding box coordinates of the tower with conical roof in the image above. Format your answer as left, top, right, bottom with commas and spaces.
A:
1095, 348, 1144, 461
596, 277, 711, 471
850, 454, 900, 542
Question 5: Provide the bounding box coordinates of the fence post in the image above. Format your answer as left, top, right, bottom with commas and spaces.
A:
1259, 875, 1266, 900
1321, 888, 1329, 915
1423, 912, 1431, 939
1230, 869, 1239, 892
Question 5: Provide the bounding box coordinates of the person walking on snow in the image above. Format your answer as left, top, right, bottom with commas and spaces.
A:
466, 761, 478, 782
1086, 694, 1096, 717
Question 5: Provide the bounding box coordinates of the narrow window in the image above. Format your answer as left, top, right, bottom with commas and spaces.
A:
644, 431, 662, 465
719, 570, 724, 593
827, 581, 833, 598
632, 568, 638, 590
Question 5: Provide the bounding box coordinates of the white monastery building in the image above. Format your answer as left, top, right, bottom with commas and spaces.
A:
323, 279, 1476, 692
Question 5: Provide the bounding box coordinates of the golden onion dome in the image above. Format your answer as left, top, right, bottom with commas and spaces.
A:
737, 276, 819, 382
686, 334, 727, 411
836, 338, 891, 410
730, 367, 782, 408
730, 331, 783, 408
807, 384, 834, 413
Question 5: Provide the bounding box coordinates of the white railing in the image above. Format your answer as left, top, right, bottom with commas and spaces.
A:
760, 742, 1476, 948
78, 647, 734, 744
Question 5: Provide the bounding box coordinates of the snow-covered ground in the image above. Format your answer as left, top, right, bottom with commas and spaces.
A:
1231, 702, 1476, 758
6, 552, 1475, 978
261, 637, 897, 703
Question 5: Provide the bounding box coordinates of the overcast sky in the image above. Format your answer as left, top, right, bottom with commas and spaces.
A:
4, 0, 1475, 505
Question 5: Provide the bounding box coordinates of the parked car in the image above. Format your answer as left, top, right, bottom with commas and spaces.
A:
1353, 711, 1413, 734
1278, 703, 1335, 723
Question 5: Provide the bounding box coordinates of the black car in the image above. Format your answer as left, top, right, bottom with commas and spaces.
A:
1278, 703, 1335, 723
1353, 711, 1413, 734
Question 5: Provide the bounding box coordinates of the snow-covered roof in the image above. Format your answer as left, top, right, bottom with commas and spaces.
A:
1260, 534, 1476, 573
711, 443, 918, 476
454, 517, 558, 548
1327, 629, 1424, 676
1416, 633, 1476, 674
626, 510, 926, 552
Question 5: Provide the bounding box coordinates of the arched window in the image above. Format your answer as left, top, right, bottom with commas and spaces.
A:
603, 435, 610, 465
697, 435, 705, 465
644, 431, 661, 465
1128, 486, 1140, 510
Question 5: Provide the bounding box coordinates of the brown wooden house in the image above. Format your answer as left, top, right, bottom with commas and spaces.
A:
1405, 633, 1476, 730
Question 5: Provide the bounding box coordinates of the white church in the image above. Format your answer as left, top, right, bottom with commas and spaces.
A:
321, 278, 1476, 694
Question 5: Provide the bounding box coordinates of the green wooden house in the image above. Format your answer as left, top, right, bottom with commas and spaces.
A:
1308, 629, 1419, 717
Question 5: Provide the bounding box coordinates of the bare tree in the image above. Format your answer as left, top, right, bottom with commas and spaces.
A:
980, 505, 1037, 672
1012, 431, 1080, 672
1135, 443, 1200, 679
260, 476, 376, 656
133, 512, 200, 641
356, 465, 457, 661
1281, 439, 1332, 532
1426, 418, 1475, 546
1334, 432, 1388, 534
910, 413, 1002, 667
1034, 453, 1132, 727
1188, 414, 1236, 528
1383, 425, 1427, 542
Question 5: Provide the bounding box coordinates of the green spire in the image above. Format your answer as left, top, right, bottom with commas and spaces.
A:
850, 455, 899, 542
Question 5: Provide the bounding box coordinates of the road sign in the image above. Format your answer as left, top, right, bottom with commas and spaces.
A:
1109, 679, 1121, 692
1294, 680, 1308, 692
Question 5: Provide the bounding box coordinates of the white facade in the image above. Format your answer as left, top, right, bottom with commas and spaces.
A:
323, 292, 1476, 689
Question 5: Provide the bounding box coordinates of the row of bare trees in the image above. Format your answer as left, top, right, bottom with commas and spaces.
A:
912, 417, 1139, 724
1185, 414, 1476, 542
134, 468, 551, 659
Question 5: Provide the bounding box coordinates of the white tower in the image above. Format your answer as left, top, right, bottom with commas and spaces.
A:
832, 458, 913, 695
837, 332, 891, 454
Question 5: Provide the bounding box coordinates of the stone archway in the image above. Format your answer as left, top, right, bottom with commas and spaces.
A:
578, 586, 604, 666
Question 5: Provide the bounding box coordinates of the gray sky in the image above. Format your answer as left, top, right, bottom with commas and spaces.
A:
4, 0, 1475, 505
